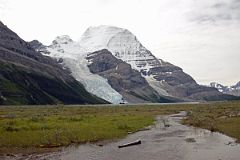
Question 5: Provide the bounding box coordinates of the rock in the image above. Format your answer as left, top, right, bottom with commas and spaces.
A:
185, 138, 196, 143
118, 140, 141, 148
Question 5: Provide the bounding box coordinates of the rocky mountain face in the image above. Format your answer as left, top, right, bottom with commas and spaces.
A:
210, 82, 240, 97
0, 21, 107, 105
86, 49, 179, 103
28, 40, 50, 54
234, 82, 240, 92
210, 82, 228, 93
31, 25, 239, 103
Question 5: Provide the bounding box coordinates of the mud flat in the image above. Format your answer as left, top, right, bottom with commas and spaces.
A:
2, 111, 240, 160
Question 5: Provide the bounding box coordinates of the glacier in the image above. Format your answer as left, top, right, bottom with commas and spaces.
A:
45, 35, 123, 104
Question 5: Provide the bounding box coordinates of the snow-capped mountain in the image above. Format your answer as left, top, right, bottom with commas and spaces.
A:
210, 82, 240, 97
210, 82, 229, 93
79, 25, 233, 101
31, 25, 240, 103
79, 25, 160, 73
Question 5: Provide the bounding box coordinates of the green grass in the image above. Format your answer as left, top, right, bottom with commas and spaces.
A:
0, 104, 184, 149
0, 101, 240, 152
183, 101, 240, 142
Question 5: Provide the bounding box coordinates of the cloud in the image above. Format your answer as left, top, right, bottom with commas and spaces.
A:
188, 0, 240, 25
0, 0, 7, 10
0, 0, 14, 17
150, 0, 240, 85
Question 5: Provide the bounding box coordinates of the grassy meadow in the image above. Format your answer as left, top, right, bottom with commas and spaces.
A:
0, 101, 240, 153
183, 101, 240, 142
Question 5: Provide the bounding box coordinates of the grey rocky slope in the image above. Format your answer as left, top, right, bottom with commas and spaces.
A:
0, 21, 107, 105
86, 49, 180, 103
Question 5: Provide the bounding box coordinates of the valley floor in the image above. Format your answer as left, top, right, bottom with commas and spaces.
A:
0, 101, 240, 156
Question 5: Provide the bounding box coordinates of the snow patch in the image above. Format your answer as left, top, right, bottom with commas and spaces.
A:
145, 75, 170, 96
165, 72, 172, 75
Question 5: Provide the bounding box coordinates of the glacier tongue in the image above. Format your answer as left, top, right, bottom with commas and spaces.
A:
45, 36, 123, 104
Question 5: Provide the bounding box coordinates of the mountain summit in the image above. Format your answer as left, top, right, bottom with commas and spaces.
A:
79, 25, 159, 73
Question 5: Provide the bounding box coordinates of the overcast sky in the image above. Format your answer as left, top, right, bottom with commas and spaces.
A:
1, 0, 240, 86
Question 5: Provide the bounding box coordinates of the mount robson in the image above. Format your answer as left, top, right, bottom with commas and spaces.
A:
0, 21, 239, 105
